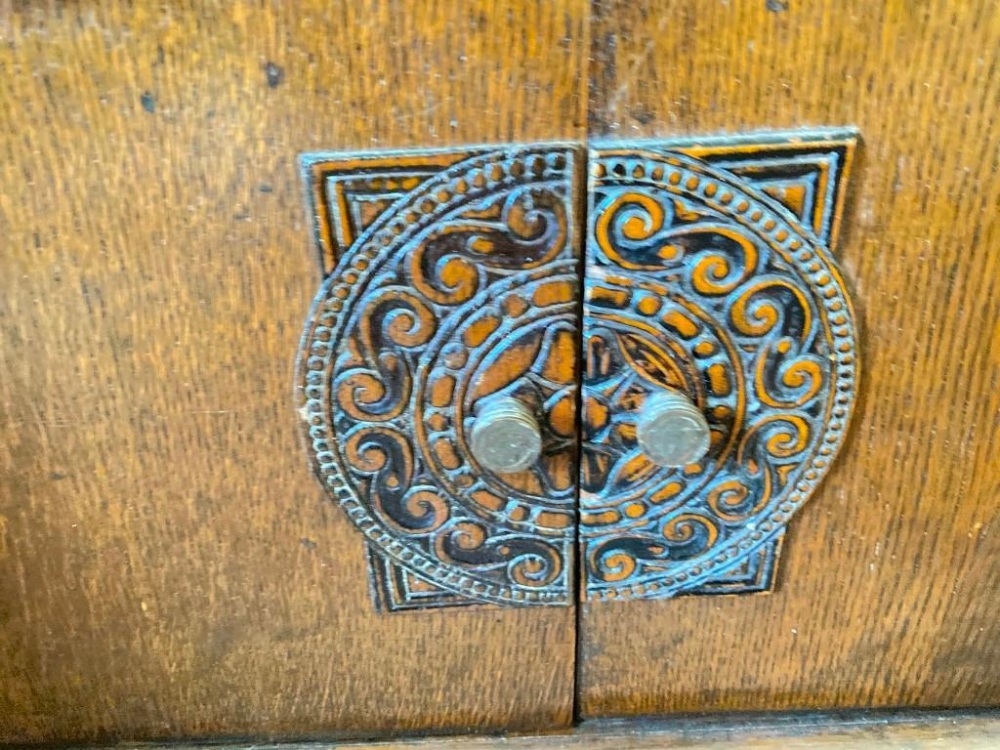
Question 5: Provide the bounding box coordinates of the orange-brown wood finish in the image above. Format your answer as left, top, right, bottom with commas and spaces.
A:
2, 0, 999, 745
0, 2, 587, 744
580, 0, 1000, 717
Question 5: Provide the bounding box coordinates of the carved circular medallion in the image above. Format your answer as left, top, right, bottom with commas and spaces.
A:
581, 150, 858, 600
296, 148, 578, 606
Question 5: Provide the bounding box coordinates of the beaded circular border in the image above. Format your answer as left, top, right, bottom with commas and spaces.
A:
585, 149, 858, 600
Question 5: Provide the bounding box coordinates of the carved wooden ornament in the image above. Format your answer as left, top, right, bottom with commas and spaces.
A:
581, 131, 858, 600
296, 131, 858, 610
296, 145, 582, 611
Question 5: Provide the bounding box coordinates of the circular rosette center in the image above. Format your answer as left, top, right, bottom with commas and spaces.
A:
418, 268, 579, 538
580, 275, 745, 533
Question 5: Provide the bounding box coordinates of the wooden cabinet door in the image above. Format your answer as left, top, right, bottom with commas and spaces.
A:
577, 0, 1000, 718
3, 1, 998, 745
0, 2, 587, 744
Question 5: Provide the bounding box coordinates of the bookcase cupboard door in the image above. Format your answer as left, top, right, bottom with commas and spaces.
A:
577, 0, 1000, 719
0, 2, 587, 744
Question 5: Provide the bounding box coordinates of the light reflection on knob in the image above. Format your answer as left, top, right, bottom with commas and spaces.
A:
636, 391, 711, 468
469, 396, 542, 474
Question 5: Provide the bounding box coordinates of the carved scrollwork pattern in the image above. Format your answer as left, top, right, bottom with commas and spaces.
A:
297, 146, 580, 608
582, 141, 858, 600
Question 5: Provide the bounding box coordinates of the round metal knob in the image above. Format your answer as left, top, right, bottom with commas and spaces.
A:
469, 396, 542, 474
636, 391, 711, 468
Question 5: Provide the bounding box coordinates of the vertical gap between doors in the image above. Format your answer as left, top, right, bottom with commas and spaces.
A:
571, 140, 590, 727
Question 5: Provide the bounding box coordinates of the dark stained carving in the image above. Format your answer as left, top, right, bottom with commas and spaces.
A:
581, 131, 859, 600
296, 133, 858, 610
297, 145, 582, 610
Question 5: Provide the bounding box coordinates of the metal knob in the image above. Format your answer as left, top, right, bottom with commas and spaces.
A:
636, 391, 711, 468
469, 396, 542, 474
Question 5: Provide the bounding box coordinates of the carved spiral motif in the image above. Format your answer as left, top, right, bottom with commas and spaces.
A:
296, 148, 578, 606
582, 150, 858, 600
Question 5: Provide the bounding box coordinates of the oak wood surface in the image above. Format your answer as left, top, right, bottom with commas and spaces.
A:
580, 0, 1000, 717
2, 0, 999, 744
0, 2, 587, 744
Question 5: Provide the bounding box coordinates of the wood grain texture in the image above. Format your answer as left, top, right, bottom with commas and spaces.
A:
0, 1, 587, 744
580, 0, 1000, 716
